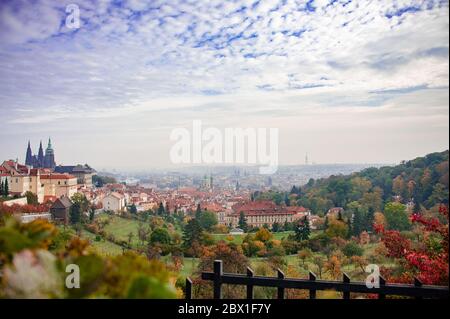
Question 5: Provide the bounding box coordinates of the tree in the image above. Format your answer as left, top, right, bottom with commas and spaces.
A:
238, 212, 248, 232
294, 216, 310, 241
195, 203, 202, 219
150, 228, 171, 245
324, 255, 342, 280
284, 193, 290, 206
182, 218, 202, 248
384, 202, 411, 231
0, 179, 4, 196
325, 217, 348, 239
198, 210, 218, 231
351, 256, 369, 273
25, 191, 38, 205
197, 241, 249, 298
413, 196, 422, 214
342, 242, 364, 258
127, 232, 134, 247
272, 222, 281, 232
89, 206, 96, 223
346, 219, 352, 239
129, 204, 137, 215
157, 202, 165, 216
290, 185, 298, 195
70, 193, 89, 212
254, 227, 272, 243
366, 206, 375, 231
137, 223, 150, 245
392, 175, 405, 197
298, 248, 312, 267
4, 178, 9, 196
313, 255, 325, 278
69, 203, 81, 224
373, 212, 386, 228
375, 205, 449, 285
427, 183, 449, 206
347, 201, 367, 236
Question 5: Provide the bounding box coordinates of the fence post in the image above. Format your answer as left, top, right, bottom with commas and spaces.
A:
343, 273, 350, 299
414, 277, 423, 300
378, 276, 386, 300
277, 269, 285, 299
213, 260, 223, 299
309, 271, 317, 299
185, 277, 192, 300
246, 267, 254, 299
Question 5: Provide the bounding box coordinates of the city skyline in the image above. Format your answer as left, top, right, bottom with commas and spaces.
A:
0, 0, 449, 170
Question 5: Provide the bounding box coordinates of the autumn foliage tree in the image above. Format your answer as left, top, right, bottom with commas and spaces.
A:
195, 241, 249, 298
375, 205, 449, 285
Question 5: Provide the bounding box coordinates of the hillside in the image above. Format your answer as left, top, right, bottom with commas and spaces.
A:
295, 150, 449, 215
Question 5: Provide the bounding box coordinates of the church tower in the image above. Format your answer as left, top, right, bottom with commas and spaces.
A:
37, 141, 44, 168
44, 138, 56, 169
25, 141, 33, 167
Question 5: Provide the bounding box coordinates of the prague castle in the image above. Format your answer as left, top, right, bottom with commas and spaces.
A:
25, 138, 56, 169
0, 139, 96, 204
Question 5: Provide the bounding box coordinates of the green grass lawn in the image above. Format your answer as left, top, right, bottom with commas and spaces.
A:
80, 229, 124, 256
56, 225, 123, 256
98, 214, 146, 249
211, 231, 295, 244
179, 257, 200, 279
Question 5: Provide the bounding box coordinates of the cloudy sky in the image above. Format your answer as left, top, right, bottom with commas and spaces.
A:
0, 0, 448, 171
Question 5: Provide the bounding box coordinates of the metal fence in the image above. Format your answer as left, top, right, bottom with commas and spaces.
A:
185, 260, 449, 299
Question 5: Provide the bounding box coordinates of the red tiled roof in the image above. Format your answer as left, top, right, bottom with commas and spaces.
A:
231, 210, 297, 217
285, 206, 309, 213
230, 200, 309, 217
232, 200, 278, 212
201, 202, 224, 212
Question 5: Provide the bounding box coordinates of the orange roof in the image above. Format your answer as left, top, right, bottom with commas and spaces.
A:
201, 202, 224, 212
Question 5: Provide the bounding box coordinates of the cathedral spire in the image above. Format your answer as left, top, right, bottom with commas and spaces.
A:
38, 140, 44, 168
25, 140, 33, 167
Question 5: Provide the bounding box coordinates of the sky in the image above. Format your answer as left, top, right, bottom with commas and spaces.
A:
0, 0, 448, 171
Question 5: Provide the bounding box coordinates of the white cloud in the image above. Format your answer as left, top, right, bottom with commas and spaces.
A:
0, 0, 448, 168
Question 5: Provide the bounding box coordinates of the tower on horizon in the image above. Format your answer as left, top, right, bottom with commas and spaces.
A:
305, 153, 309, 165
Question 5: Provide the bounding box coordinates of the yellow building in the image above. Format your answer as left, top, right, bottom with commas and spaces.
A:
40, 173, 78, 199
1, 160, 78, 203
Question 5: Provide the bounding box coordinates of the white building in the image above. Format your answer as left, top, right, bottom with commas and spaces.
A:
102, 192, 126, 213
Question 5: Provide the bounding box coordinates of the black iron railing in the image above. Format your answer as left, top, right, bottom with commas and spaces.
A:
185, 260, 449, 299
